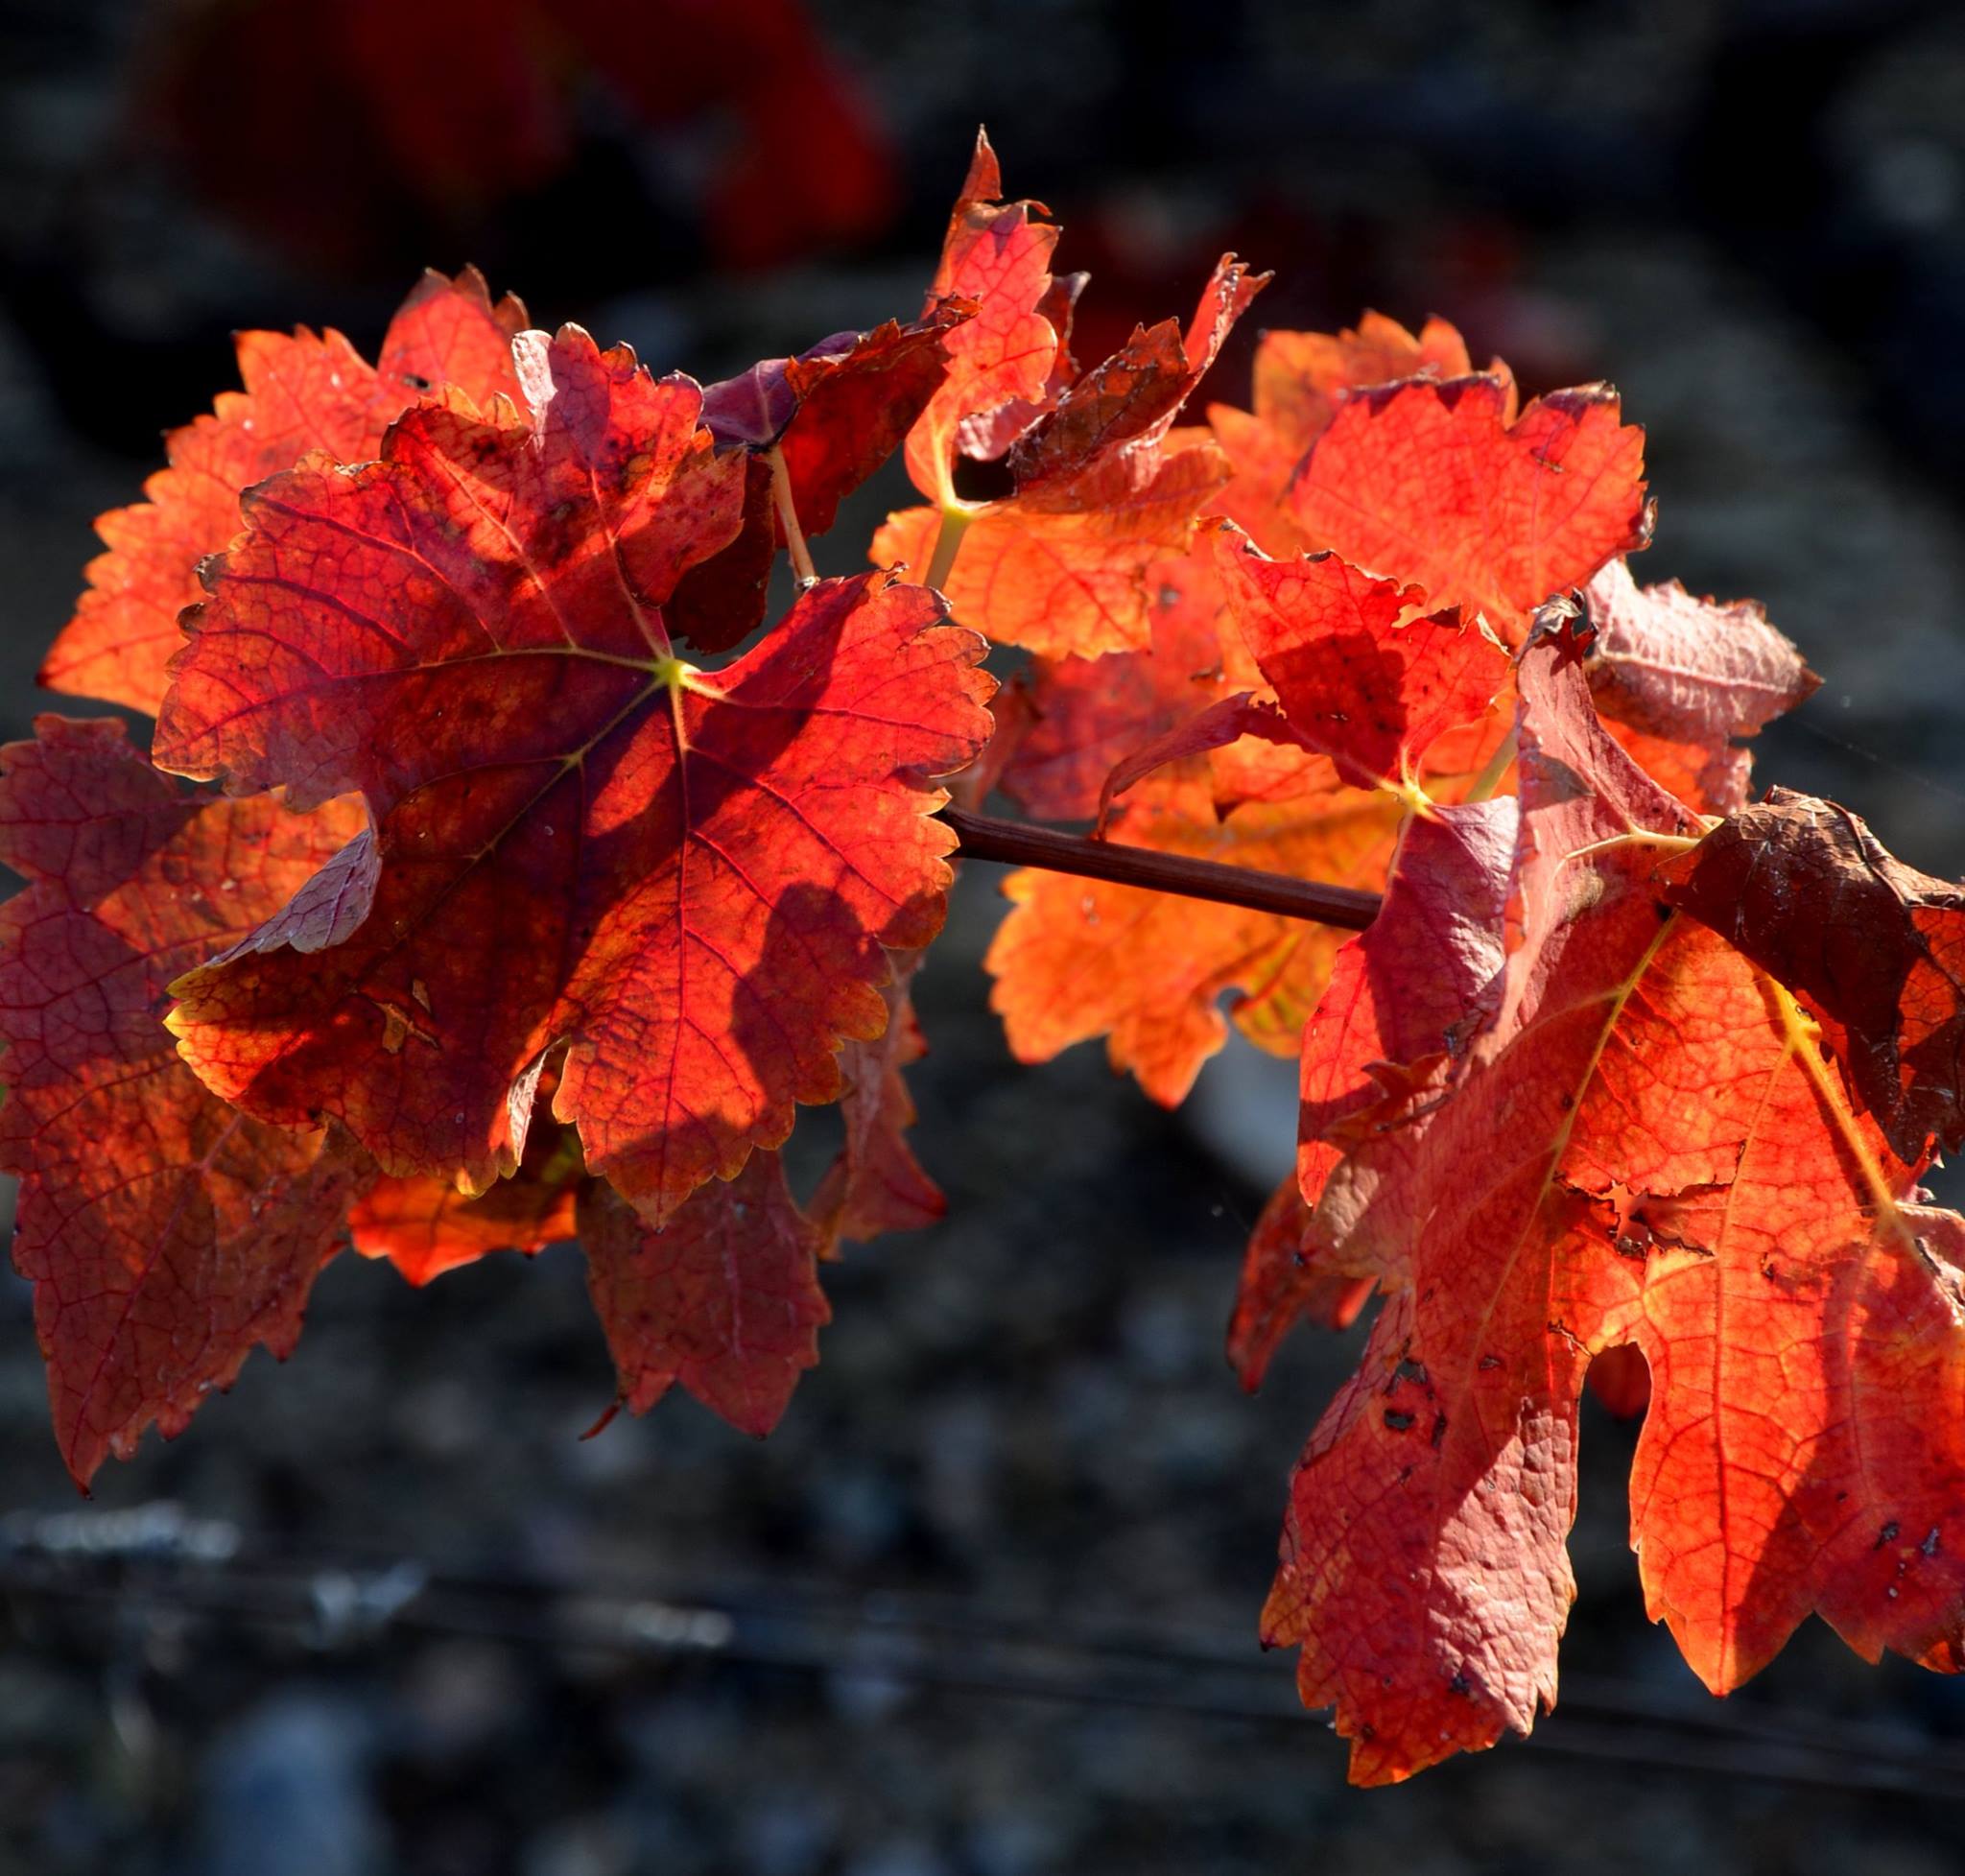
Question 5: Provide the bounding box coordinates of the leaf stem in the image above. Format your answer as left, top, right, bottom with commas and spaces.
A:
939, 806, 1382, 931
768, 446, 818, 587
924, 504, 974, 593
1464, 729, 1518, 804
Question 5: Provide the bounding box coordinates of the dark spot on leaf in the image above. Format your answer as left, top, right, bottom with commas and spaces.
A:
1384, 1410, 1415, 1432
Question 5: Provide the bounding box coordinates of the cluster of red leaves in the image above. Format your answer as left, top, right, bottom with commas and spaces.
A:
11, 132, 1965, 1787
16, 265, 989, 1482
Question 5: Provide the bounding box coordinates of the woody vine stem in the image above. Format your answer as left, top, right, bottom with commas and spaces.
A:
938, 806, 1383, 931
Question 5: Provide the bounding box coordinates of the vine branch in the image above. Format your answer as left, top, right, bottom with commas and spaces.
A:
939, 806, 1383, 931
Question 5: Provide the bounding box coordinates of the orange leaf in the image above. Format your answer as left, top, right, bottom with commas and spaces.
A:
904, 131, 1063, 502
877, 436, 1231, 659
985, 774, 1402, 1106
44, 269, 526, 717
581, 1149, 829, 1437
154, 328, 992, 1223
1287, 375, 1650, 644
0, 718, 367, 1485
349, 1122, 583, 1288
1208, 311, 1475, 549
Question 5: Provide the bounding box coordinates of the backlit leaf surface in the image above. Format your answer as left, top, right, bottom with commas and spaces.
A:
154, 328, 992, 1222
45, 270, 526, 716
0, 717, 367, 1484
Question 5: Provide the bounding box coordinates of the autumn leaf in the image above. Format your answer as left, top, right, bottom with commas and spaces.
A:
0, 717, 367, 1485
1582, 558, 1818, 815
1264, 625, 1965, 1781
998, 559, 1236, 820
986, 773, 1403, 1106
1227, 1173, 1372, 1391
880, 251, 1263, 660
875, 436, 1231, 658
809, 955, 945, 1250
1207, 312, 1475, 554
1224, 799, 1516, 1391
44, 269, 527, 716
1287, 374, 1650, 644
683, 306, 973, 653
154, 326, 993, 1223
702, 310, 968, 536
349, 1120, 584, 1287
1659, 787, 1965, 1164
904, 131, 1063, 504
1213, 526, 1509, 791
581, 1149, 829, 1437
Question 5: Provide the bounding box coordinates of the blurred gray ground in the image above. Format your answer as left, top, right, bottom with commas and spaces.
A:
3, 3, 1965, 1872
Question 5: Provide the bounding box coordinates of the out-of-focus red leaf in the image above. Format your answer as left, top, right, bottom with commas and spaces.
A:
0, 717, 368, 1485
154, 327, 992, 1223
1586, 1342, 1651, 1420
581, 1150, 829, 1437
43, 270, 526, 717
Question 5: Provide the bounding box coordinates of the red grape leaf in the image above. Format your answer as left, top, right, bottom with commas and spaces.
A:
874, 435, 1231, 658
706, 312, 967, 534
349, 1123, 584, 1287
1287, 375, 1650, 644
904, 131, 1062, 503
999, 552, 1242, 820
1582, 558, 1818, 815
44, 269, 526, 717
985, 773, 1403, 1105
154, 327, 993, 1223
809, 957, 944, 1250
879, 259, 1263, 661
581, 1149, 829, 1437
1208, 311, 1475, 551
1659, 787, 1965, 1164
1007, 255, 1267, 491
1293, 796, 1518, 1202
1264, 626, 1965, 1782
1227, 800, 1515, 1391
689, 304, 973, 658
1228, 1173, 1372, 1392
1215, 526, 1509, 789
0, 716, 367, 1484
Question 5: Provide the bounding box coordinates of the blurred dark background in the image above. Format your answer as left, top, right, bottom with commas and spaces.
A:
4, 2, 1965, 1871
